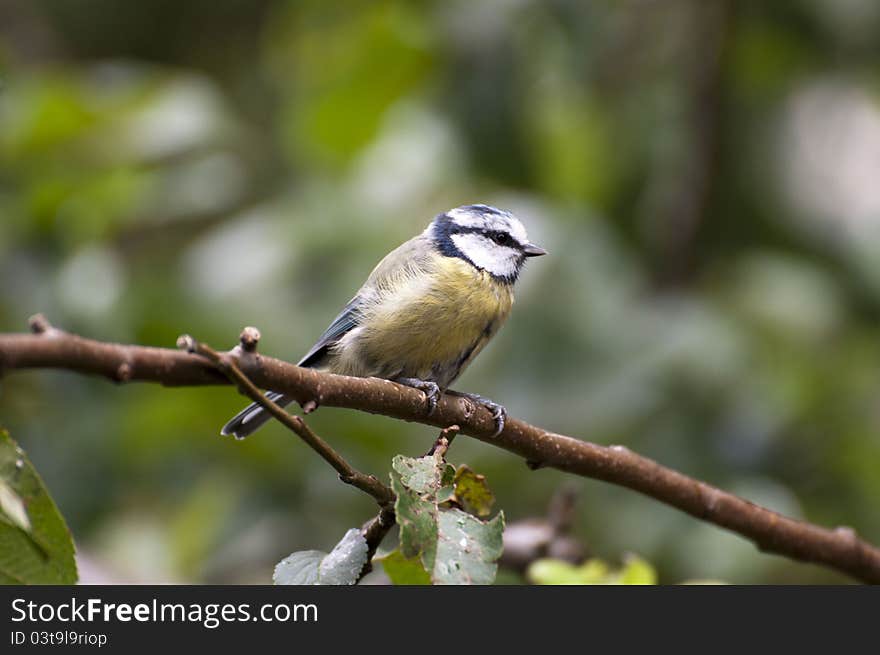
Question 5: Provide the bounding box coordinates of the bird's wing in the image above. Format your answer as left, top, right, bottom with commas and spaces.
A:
296, 295, 363, 368
297, 232, 433, 369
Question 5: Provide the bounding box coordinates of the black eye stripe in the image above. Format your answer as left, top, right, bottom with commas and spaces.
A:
475, 229, 515, 246
445, 223, 520, 249
491, 231, 517, 247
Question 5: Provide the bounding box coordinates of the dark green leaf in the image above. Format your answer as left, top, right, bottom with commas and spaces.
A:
0, 481, 31, 532
380, 548, 431, 585
0, 429, 77, 584
436, 463, 457, 503
391, 463, 438, 566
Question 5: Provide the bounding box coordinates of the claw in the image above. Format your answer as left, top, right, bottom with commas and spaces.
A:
489, 403, 506, 437
395, 378, 441, 416
422, 382, 440, 415
447, 390, 506, 437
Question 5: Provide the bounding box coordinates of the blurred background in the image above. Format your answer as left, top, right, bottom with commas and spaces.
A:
1, 0, 880, 584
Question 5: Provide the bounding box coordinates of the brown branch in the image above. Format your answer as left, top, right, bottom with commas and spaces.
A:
358, 508, 397, 580
426, 424, 459, 457
2, 317, 879, 583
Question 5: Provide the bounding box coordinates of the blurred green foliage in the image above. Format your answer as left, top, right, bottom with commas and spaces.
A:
2, 0, 880, 583
528, 554, 658, 586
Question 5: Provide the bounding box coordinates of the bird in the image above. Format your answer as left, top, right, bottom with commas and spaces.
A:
221, 204, 546, 439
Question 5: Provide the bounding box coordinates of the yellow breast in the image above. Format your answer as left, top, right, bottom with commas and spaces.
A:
334, 255, 513, 385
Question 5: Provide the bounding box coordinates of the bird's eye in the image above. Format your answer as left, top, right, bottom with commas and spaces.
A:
490, 231, 515, 247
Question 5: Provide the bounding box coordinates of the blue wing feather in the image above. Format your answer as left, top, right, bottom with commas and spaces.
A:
297, 296, 362, 368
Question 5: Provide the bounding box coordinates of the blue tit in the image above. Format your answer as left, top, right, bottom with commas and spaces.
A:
221, 203, 546, 439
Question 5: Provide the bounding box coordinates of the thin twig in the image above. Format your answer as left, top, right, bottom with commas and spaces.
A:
176, 330, 394, 509
2, 318, 879, 583
177, 329, 398, 577
426, 424, 459, 457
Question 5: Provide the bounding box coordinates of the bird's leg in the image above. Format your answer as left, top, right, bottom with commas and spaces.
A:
445, 390, 506, 437
394, 377, 441, 416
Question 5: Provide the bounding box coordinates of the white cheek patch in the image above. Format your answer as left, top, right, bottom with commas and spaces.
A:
451, 233, 519, 278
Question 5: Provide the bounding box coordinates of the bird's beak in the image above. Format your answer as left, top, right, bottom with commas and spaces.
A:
523, 243, 548, 257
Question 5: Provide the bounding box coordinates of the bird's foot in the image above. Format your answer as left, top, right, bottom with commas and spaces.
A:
447, 391, 506, 437
395, 377, 441, 416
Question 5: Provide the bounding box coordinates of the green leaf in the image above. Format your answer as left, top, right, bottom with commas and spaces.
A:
436, 464, 456, 503
389, 453, 505, 585
391, 461, 438, 566
452, 465, 495, 517
380, 549, 431, 585
391, 453, 445, 494
274, 528, 369, 585
440, 463, 456, 487
433, 509, 504, 585
0, 481, 31, 533
0, 429, 77, 584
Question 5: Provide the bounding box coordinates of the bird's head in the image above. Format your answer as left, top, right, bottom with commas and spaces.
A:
429, 204, 546, 283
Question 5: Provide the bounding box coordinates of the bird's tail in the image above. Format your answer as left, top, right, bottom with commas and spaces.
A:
220, 391, 293, 439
